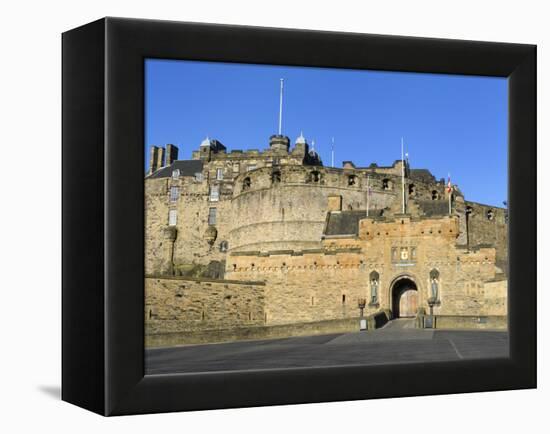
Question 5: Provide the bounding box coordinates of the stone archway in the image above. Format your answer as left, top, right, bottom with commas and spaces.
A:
391, 277, 418, 318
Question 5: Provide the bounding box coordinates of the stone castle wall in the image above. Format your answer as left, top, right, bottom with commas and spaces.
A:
465, 201, 508, 271
145, 151, 508, 277
145, 173, 233, 276
229, 166, 395, 253
145, 277, 266, 334
226, 216, 507, 326
144, 138, 508, 342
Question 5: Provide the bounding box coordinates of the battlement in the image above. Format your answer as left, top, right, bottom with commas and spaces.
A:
230, 163, 454, 202
358, 215, 460, 241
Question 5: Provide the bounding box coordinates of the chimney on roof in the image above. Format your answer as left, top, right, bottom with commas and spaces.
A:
148, 145, 161, 174
155, 147, 166, 170
166, 144, 179, 166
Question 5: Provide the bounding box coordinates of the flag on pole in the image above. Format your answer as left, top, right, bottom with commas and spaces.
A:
401, 137, 405, 214
447, 173, 452, 215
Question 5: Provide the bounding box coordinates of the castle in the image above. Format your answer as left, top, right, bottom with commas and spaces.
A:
144, 133, 508, 346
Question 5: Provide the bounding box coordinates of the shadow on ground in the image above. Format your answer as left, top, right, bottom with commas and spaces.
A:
145, 319, 509, 375
37, 385, 61, 400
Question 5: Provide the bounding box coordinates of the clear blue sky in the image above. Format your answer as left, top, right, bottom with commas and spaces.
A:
145, 59, 507, 207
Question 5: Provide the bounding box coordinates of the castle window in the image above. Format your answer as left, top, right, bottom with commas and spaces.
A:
169, 186, 179, 202
194, 172, 203, 182
172, 169, 180, 180
208, 207, 217, 225
272, 170, 281, 184
309, 170, 321, 183
382, 179, 391, 190
168, 209, 177, 226
348, 175, 357, 186
219, 241, 229, 252
342, 294, 346, 304
243, 177, 251, 191
487, 209, 494, 220
409, 184, 415, 196
216, 168, 224, 180
431, 190, 439, 200
209, 185, 219, 202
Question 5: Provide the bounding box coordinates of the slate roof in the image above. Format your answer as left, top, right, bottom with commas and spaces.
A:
324, 210, 367, 236
147, 160, 204, 179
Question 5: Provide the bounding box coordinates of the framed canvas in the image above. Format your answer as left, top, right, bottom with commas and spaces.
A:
62, 17, 536, 416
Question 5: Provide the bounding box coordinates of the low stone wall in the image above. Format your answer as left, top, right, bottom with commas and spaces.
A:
146, 311, 391, 347
145, 276, 266, 335
432, 315, 507, 330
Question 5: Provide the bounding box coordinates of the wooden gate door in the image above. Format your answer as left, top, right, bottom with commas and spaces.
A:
399, 289, 418, 317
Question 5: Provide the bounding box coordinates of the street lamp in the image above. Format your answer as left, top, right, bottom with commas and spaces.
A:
358, 298, 366, 317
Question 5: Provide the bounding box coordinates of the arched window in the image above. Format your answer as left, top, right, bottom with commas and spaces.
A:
382, 179, 391, 190
369, 271, 380, 305
486, 209, 494, 221
272, 170, 281, 184
431, 190, 439, 200
348, 175, 357, 186
309, 170, 321, 183
242, 177, 251, 191
408, 184, 416, 196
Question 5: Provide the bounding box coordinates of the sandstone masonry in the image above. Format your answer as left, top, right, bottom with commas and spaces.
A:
145, 134, 508, 344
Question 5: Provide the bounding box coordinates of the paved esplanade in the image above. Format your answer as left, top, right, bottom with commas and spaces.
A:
145, 320, 509, 375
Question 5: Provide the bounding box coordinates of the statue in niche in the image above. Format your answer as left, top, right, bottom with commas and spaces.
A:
429, 269, 440, 302
369, 271, 379, 305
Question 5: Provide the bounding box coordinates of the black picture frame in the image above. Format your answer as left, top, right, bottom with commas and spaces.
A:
62, 17, 536, 416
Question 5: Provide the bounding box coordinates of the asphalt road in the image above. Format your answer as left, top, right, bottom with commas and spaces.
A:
145, 319, 509, 375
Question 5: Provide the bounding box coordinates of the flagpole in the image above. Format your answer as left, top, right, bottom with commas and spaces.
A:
331, 137, 335, 168
401, 137, 405, 214
366, 175, 370, 217
278, 78, 284, 135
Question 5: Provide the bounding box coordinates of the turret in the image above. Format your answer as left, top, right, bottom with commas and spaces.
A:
269, 134, 290, 153
198, 137, 226, 161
